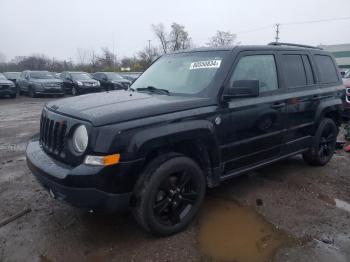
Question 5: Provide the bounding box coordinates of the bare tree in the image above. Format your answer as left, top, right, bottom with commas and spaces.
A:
169, 23, 192, 51
152, 22, 192, 53
98, 47, 116, 70
137, 46, 160, 70
207, 30, 237, 47
76, 48, 89, 65
152, 23, 168, 54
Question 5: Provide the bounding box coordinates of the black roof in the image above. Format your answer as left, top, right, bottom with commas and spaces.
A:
171, 43, 329, 54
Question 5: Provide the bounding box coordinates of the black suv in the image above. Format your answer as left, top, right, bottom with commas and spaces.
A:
17, 71, 64, 97
26, 43, 344, 236
0, 73, 17, 98
92, 72, 131, 91
60, 71, 101, 95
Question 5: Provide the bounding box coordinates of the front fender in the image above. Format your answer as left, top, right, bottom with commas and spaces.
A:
128, 120, 220, 164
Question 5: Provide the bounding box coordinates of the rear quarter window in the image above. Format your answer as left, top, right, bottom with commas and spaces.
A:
282, 54, 307, 88
314, 55, 339, 84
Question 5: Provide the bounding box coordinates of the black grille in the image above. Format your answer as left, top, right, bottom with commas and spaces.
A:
40, 114, 67, 155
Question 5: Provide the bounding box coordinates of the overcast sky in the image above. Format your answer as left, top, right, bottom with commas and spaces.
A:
0, 0, 349, 62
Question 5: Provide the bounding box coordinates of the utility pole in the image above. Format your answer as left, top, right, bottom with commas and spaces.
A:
275, 24, 280, 43
113, 38, 116, 72
148, 40, 151, 51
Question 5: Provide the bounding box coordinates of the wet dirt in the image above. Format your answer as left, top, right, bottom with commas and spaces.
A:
1, 96, 350, 262
199, 198, 295, 262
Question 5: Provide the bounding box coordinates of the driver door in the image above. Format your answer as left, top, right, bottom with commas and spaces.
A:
221, 51, 287, 176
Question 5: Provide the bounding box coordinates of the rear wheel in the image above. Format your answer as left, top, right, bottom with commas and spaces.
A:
132, 153, 206, 236
303, 118, 338, 166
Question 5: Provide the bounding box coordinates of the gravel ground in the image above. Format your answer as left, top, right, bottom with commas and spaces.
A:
0, 96, 350, 262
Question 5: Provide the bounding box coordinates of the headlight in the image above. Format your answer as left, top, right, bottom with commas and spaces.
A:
76, 81, 83, 86
96, 81, 100, 86
72, 125, 88, 153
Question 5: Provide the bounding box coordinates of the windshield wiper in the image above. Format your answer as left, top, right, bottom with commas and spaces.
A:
136, 86, 170, 95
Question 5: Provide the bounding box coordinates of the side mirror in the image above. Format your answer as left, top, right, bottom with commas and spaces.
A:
25, 76, 30, 80
224, 80, 259, 100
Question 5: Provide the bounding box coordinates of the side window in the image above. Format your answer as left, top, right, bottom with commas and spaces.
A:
314, 55, 339, 84
230, 55, 278, 92
302, 55, 315, 85
282, 55, 307, 88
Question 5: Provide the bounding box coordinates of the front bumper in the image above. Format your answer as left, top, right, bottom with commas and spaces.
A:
36, 88, 64, 95
26, 138, 142, 212
0, 87, 16, 96
79, 86, 102, 93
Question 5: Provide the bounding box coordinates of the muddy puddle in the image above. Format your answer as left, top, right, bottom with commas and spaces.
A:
198, 198, 295, 262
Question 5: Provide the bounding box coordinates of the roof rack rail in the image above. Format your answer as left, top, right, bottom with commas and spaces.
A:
268, 42, 323, 50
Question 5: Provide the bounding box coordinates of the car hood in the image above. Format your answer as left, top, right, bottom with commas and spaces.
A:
31, 79, 62, 84
46, 90, 210, 126
0, 79, 14, 85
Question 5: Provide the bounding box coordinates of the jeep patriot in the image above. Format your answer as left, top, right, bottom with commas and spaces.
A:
26, 43, 344, 236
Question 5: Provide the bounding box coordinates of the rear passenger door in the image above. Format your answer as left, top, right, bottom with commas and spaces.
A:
221, 52, 287, 176
278, 52, 318, 154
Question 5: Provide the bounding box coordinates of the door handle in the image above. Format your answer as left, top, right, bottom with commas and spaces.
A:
271, 102, 286, 109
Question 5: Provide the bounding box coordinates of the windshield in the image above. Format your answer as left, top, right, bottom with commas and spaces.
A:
104, 72, 124, 80
132, 51, 228, 96
30, 71, 55, 79
71, 73, 92, 80
4, 72, 20, 79
0, 74, 7, 80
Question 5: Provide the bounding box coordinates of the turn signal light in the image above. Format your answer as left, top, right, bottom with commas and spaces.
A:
84, 154, 120, 166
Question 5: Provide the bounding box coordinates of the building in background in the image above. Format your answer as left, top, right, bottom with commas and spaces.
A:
320, 44, 350, 69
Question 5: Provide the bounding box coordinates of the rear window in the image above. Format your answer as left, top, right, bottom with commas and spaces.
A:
282, 55, 307, 88
314, 55, 339, 84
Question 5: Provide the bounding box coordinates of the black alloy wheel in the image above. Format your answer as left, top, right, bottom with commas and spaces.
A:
303, 118, 338, 166
133, 153, 206, 236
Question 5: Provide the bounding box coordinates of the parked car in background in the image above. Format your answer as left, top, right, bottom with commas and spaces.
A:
0, 73, 16, 98
92, 72, 131, 91
343, 70, 350, 120
120, 72, 142, 83
3, 72, 21, 87
60, 71, 101, 95
17, 71, 64, 97
51, 72, 61, 79
340, 68, 350, 78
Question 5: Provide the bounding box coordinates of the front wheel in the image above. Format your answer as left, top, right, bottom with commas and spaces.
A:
132, 153, 206, 236
72, 87, 79, 96
303, 118, 338, 166
29, 87, 36, 98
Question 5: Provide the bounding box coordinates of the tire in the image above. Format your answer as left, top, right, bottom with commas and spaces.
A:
303, 118, 338, 166
132, 153, 206, 236
72, 87, 78, 96
10, 93, 16, 98
29, 87, 36, 98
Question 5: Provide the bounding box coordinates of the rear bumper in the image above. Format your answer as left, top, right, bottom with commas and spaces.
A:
26, 138, 142, 212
